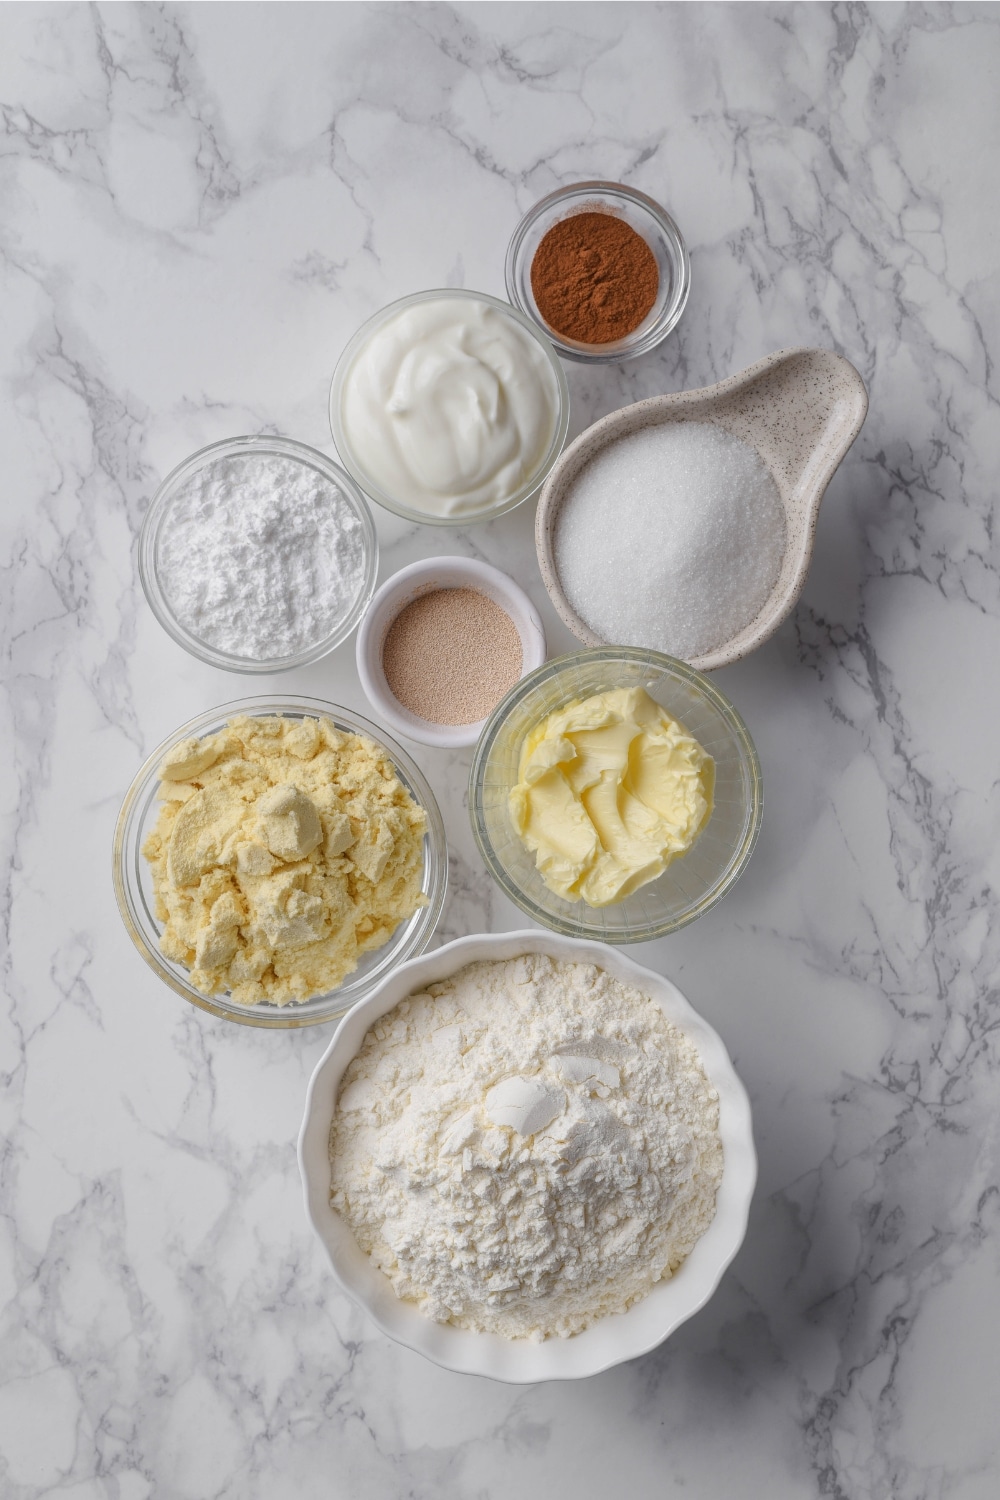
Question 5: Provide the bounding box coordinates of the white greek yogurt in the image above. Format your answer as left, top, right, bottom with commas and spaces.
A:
336, 295, 562, 520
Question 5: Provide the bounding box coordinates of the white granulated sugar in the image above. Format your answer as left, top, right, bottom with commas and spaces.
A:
329, 954, 723, 1341
158, 452, 365, 659
554, 421, 787, 660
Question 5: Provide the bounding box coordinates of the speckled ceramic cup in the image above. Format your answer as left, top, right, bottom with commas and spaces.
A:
536, 347, 869, 672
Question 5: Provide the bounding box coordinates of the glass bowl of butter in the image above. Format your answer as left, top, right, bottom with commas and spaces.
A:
469, 648, 762, 942
114, 696, 448, 1028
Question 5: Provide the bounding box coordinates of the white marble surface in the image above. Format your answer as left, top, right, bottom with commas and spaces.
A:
2, 2, 998, 1495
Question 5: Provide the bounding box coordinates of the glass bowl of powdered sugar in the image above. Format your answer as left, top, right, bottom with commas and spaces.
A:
140, 435, 378, 672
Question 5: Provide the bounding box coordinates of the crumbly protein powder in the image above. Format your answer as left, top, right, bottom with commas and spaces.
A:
142, 714, 427, 1005
157, 451, 366, 660
554, 421, 786, 661
329, 954, 723, 1340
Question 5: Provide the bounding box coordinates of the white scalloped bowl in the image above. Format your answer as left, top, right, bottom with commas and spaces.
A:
298, 930, 756, 1382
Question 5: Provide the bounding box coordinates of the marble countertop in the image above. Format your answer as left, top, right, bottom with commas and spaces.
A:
3, 3, 998, 1496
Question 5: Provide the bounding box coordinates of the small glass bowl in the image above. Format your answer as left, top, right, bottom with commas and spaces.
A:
113, 696, 448, 1028
356, 556, 547, 749
139, 435, 378, 674
505, 181, 691, 364
329, 289, 570, 526
469, 648, 761, 942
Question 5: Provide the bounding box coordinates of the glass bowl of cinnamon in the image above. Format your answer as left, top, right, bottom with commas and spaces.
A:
505, 181, 690, 364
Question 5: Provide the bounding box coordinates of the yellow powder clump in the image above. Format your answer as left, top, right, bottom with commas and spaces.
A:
142, 714, 428, 1006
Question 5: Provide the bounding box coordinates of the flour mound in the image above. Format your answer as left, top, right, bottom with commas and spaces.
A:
329, 954, 723, 1341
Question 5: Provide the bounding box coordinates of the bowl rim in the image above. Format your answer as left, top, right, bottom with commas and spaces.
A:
328, 287, 571, 526
504, 180, 691, 364
112, 694, 448, 1029
468, 646, 763, 941
298, 928, 757, 1383
138, 433, 379, 674
355, 555, 547, 748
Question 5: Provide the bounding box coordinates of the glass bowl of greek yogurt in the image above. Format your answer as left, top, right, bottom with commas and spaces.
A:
113, 695, 448, 1029
329, 289, 570, 526
139, 435, 378, 673
469, 647, 763, 942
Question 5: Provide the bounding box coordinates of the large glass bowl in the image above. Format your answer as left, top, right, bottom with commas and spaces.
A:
139, 435, 378, 674
469, 648, 761, 942
505, 181, 690, 364
329, 289, 570, 526
113, 696, 448, 1028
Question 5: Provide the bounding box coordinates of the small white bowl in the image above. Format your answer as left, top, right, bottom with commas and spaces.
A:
298, 929, 756, 1383
355, 557, 546, 748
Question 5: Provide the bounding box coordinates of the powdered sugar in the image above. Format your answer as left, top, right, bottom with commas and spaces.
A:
157, 451, 366, 660
328, 953, 723, 1341
554, 421, 786, 660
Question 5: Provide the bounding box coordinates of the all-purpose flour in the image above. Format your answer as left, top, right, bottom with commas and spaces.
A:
157, 451, 366, 659
329, 954, 723, 1341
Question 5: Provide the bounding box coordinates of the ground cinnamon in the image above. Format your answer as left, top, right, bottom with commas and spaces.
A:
530, 210, 659, 344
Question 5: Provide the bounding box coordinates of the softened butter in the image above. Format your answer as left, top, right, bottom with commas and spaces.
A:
508, 686, 714, 906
